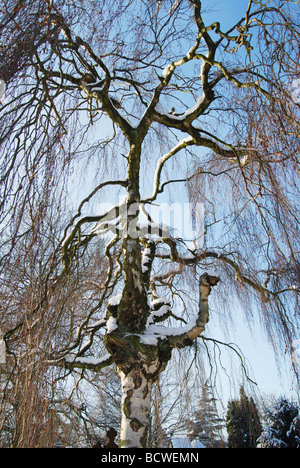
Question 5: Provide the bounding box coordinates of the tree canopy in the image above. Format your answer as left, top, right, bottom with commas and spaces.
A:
0, 0, 299, 447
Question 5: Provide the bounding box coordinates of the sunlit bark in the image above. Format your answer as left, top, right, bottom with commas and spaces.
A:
1, 0, 299, 447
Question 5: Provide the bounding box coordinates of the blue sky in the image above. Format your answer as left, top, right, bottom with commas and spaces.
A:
68, 0, 299, 405
202, 0, 253, 26
206, 301, 299, 406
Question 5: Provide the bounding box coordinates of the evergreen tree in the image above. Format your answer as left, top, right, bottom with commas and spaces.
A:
257, 398, 300, 449
226, 387, 262, 448
188, 383, 225, 448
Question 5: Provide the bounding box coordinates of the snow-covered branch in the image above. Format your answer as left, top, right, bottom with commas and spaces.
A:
140, 273, 220, 348
64, 353, 114, 371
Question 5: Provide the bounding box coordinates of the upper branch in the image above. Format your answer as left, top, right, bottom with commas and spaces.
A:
156, 246, 272, 303
139, 272, 220, 349
62, 353, 114, 372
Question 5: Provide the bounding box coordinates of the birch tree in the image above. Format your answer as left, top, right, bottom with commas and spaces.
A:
1, 0, 299, 448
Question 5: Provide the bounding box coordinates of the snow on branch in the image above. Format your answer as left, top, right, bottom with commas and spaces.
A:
140, 272, 220, 348
64, 353, 114, 371
146, 297, 172, 327
145, 137, 194, 202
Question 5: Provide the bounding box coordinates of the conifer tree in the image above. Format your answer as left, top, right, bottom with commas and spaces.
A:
188, 382, 225, 448
257, 398, 300, 449
226, 387, 262, 448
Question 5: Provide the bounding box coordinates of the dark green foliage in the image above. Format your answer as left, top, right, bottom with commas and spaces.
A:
257, 398, 300, 448
226, 387, 262, 448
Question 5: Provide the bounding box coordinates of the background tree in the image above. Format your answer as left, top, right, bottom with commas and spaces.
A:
257, 398, 300, 448
226, 386, 262, 448
0, 208, 120, 448
1, 0, 300, 448
187, 381, 225, 448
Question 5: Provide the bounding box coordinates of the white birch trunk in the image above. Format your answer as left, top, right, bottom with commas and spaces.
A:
0, 331, 6, 364
118, 366, 151, 448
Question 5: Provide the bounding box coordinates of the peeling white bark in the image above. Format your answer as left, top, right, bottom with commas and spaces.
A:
118, 367, 151, 448
0, 339, 6, 364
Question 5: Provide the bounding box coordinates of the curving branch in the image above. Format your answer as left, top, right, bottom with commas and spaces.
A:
63, 353, 114, 372
140, 273, 220, 349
